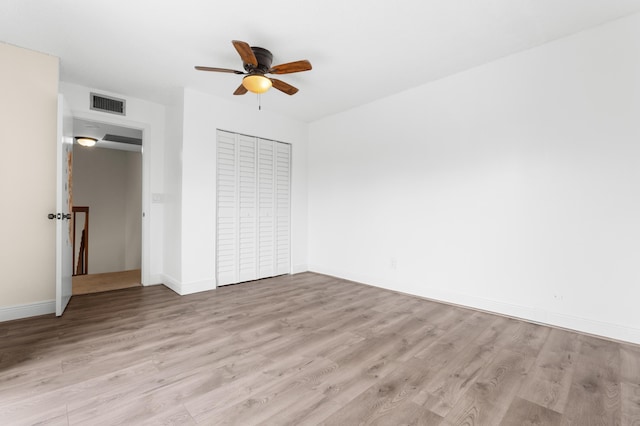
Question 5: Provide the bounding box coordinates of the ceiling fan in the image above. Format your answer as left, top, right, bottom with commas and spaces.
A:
195, 40, 312, 96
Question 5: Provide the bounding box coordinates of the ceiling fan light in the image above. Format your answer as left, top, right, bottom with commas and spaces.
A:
75, 137, 98, 147
242, 75, 272, 94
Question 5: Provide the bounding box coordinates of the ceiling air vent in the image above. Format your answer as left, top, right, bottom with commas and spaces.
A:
90, 93, 126, 116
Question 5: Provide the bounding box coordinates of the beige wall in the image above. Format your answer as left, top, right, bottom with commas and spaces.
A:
0, 43, 59, 307
73, 147, 141, 274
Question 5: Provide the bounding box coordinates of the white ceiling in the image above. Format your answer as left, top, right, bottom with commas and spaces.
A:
2, 1, 640, 122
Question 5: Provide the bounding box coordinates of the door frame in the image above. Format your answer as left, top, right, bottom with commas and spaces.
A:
65, 110, 152, 286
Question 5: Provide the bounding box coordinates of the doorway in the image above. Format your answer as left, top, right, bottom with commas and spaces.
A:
71, 118, 143, 295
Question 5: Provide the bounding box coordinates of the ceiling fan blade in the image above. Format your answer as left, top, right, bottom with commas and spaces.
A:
271, 78, 299, 95
195, 66, 245, 74
233, 84, 248, 95
232, 40, 257, 66
269, 60, 312, 74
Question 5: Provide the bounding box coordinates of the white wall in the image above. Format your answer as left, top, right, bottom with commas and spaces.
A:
0, 43, 59, 320
308, 14, 640, 344
60, 82, 166, 285
73, 147, 141, 273
162, 99, 184, 284
163, 88, 308, 295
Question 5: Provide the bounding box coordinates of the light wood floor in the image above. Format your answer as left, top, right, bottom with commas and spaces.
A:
1, 272, 639, 425
72, 269, 141, 295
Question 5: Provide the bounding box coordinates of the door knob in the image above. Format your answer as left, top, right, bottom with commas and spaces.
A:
48, 213, 69, 220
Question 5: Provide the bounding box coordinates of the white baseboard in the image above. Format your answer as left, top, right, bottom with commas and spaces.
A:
428, 288, 640, 345
0, 300, 55, 322
162, 274, 182, 295
546, 311, 640, 346
181, 279, 216, 295
308, 265, 640, 346
162, 274, 216, 296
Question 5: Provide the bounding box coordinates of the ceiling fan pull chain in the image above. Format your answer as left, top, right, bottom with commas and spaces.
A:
258, 93, 262, 111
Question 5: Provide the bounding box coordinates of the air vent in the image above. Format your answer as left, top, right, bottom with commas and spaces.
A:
103, 134, 142, 145
90, 93, 126, 115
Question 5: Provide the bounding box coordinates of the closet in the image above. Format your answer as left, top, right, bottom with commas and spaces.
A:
216, 130, 291, 286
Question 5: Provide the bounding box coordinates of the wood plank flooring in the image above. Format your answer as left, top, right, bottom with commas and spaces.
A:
1, 272, 639, 425
72, 269, 141, 295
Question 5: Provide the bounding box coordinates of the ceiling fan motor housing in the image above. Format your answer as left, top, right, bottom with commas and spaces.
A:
245, 47, 273, 74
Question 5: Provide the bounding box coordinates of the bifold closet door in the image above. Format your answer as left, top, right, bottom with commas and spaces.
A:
237, 134, 258, 282
274, 141, 291, 275
216, 130, 290, 286
216, 130, 238, 285
257, 139, 275, 279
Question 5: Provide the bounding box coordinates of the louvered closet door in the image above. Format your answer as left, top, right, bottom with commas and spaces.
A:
216, 130, 238, 285
237, 135, 258, 282
216, 131, 291, 286
257, 139, 275, 279
275, 142, 291, 275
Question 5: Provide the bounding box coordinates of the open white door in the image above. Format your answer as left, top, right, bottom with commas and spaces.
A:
56, 94, 73, 316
